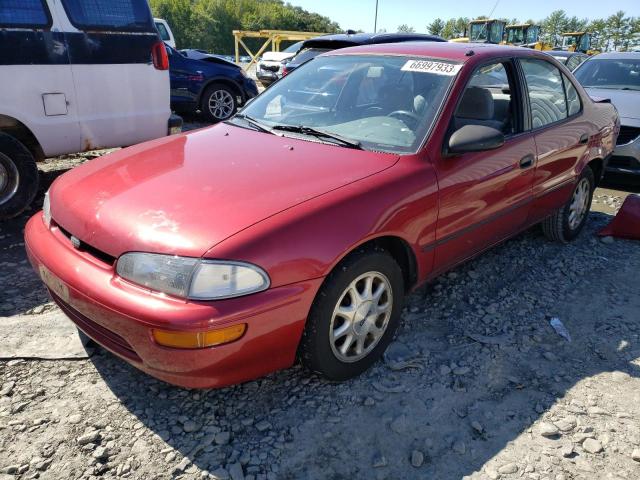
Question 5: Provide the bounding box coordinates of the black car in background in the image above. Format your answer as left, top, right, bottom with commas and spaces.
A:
282, 32, 446, 76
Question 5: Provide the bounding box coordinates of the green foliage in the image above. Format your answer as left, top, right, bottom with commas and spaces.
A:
427, 18, 445, 36
149, 0, 340, 53
397, 24, 415, 33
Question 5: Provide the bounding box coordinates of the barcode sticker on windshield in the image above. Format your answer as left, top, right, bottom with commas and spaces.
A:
401, 60, 462, 76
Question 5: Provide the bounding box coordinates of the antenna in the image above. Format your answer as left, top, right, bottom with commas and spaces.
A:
487, 0, 500, 19
374, 0, 379, 32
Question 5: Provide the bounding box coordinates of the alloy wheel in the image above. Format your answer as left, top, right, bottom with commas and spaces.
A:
329, 271, 393, 363
208, 89, 235, 120
568, 177, 590, 230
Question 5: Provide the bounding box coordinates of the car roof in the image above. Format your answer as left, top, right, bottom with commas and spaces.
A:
322, 41, 537, 63
546, 51, 580, 58
301, 32, 445, 49
588, 51, 640, 60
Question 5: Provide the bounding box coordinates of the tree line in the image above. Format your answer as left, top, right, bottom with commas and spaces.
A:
149, 0, 341, 53
413, 10, 639, 51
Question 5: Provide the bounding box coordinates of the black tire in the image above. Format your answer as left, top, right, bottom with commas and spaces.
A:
299, 247, 405, 381
200, 83, 237, 123
0, 133, 38, 221
542, 166, 595, 243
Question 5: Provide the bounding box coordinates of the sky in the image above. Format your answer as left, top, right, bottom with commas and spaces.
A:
287, 0, 639, 33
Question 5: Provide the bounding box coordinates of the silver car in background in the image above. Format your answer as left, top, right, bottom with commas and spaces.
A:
574, 52, 640, 179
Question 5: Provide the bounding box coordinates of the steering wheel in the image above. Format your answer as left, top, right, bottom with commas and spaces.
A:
388, 110, 420, 127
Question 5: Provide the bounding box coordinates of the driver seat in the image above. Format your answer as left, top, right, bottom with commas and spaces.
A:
454, 87, 503, 131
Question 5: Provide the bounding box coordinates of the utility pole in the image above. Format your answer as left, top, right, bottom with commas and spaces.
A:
374, 0, 379, 33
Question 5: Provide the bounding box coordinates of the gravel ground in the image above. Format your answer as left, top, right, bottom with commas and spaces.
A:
1, 144, 640, 480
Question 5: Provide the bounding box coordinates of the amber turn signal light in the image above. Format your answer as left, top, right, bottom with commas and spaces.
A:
152, 324, 246, 349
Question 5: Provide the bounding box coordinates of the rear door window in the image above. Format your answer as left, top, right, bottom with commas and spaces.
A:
0, 0, 50, 28
520, 58, 568, 129
61, 0, 154, 32
563, 74, 581, 117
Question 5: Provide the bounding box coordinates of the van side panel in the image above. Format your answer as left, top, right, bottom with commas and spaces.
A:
0, 31, 81, 156
64, 32, 170, 150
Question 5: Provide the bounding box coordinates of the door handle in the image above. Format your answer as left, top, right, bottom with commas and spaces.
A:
579, 133, 589, 144
519, 154, 535, 169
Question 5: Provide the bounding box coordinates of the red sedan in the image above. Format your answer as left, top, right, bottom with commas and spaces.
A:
25, 43, 619, 388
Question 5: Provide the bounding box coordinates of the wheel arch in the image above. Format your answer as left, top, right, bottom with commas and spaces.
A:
198, 77, 245, 106
0, 115, 45, 162
586, 157, 604, 186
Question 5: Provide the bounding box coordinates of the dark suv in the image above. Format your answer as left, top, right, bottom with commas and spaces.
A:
282, 32, 446, 76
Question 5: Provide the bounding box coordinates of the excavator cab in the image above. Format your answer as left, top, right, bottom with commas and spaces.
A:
505, 24, 540, 46
467, 19, 506, 44
561, 32, 591, 53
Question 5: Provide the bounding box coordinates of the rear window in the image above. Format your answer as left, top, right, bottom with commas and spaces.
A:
0, 0, 50, 28
291, 48, 330, 65
61, 0, 155, 32
155, 21, 170, 41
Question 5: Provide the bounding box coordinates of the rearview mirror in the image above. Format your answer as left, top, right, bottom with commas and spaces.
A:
448, 125, 505, 154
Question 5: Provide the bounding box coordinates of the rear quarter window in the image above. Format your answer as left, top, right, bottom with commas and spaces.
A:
61, 0, 155, 32
0, 0, 50, 28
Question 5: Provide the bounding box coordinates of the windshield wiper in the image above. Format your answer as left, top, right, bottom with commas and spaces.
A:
271, 125, 363, 149
230, 114, 274, 134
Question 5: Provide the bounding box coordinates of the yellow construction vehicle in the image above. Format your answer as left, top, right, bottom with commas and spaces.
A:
502, 23, 552, 50
559, 32, 598, 55
450, 19, 506, 44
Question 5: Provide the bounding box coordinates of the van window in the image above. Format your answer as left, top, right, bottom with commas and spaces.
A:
0, 0, 50, 28
61, 0, 154, 32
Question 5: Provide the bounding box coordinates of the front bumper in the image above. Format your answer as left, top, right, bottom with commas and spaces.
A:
24, 213, 322, 388
606, 134, 640, 176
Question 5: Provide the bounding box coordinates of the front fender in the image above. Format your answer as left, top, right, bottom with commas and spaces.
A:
204, 156, 439, 289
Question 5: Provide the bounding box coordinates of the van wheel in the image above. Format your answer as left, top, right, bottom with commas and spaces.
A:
0, 133, 38, 221
201, 84, 237, 123
299, 248, 404, 381
542, 166, 594, 243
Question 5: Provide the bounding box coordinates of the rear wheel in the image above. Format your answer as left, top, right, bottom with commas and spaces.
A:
201, 84, 237, 123
0, 133, 38, 220
542, 166, 594, 242
299, 248, 404, 380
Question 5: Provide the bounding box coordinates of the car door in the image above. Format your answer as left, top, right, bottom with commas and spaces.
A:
517, 57, 590, 224
166, 47, 200, 106
431, 59, 537, 273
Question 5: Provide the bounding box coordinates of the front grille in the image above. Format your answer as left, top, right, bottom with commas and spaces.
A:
260, 64, 280, 72
56, 224, 116, 266
50, 291, 141, 363
617, 126, 640, 146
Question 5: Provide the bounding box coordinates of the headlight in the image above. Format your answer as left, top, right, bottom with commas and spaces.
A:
116, 253, 270, 300
42, 191, 51, 228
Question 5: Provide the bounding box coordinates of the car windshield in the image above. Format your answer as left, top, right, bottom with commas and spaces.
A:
284, 41, 303, 53
574, 58, 640, 90
234, 55, 459, 153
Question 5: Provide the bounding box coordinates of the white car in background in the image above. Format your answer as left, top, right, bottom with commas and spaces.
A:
154, 18, 176, 48
256, 41, 303, 87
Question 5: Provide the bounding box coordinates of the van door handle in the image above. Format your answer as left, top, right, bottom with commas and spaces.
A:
519, 154, 535, 169
579, 133, 589, 144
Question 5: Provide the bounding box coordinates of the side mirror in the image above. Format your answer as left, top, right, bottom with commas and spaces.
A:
447, 124, 505, 154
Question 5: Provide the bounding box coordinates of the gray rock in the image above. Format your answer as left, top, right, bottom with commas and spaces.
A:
363, 397, 375, 406
453, 366, 471, 375
601, 236, 614, 244
77, 430, 100, 445
556, 417, 577, 432
0, 382, 15, 396
211, 467, 230, 480
410, 450, 424, 468
215, 431, 231, 445
228, 462, 245, 480
539, 422, 560, 437
255, 420, 272, 432
452, 440, 466, 455
182, 420, 201, 433
372, 452, 387, 468
582, 438, 603, 454
498, 463, 518, 474
631, 448, 640, 462
439, 365, 452, 375
561, 443, 574, 457
92, 446, 108, 459
390, 414, 409, 434
67, 414, 83, 425
471, 421, 483, 433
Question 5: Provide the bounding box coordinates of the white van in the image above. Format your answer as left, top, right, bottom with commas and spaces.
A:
154, 18, 176, 49
0, 0, 182, 220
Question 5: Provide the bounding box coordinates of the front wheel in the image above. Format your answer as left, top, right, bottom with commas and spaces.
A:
542, 166, 595, 242
299, 248, 404, 380
0, 133, 38, 220
201, 84, 237, 123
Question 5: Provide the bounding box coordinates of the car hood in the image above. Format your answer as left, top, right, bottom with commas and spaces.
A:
50, 125, 399, 259
261, 51, 295, 62
584, 87, 640, 121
